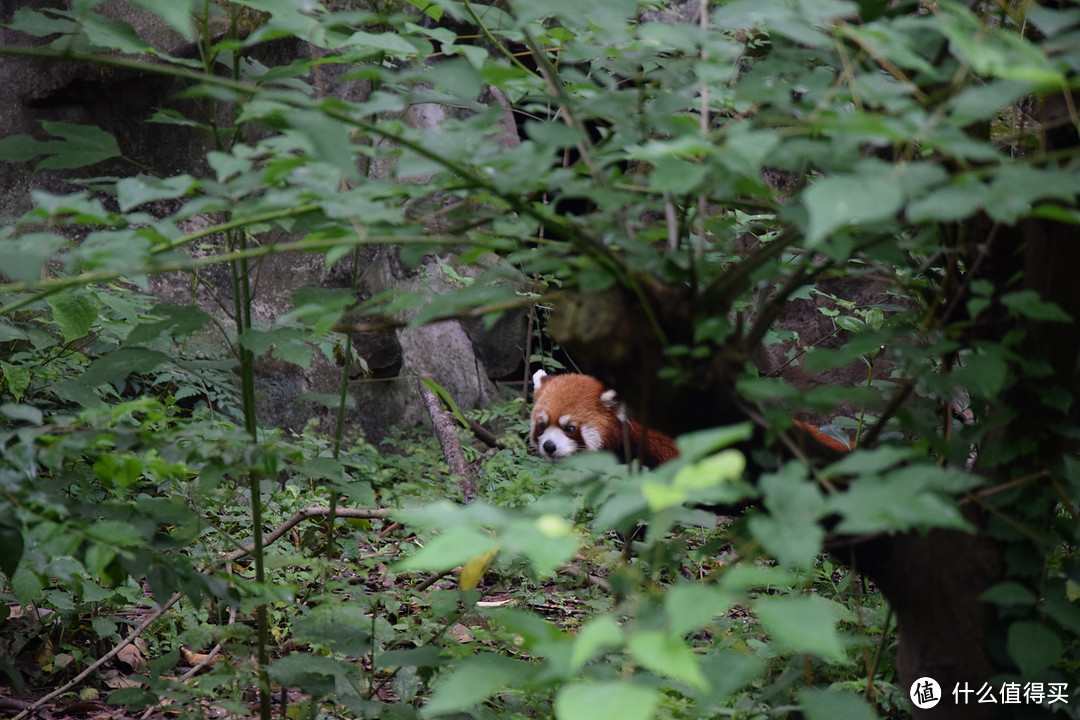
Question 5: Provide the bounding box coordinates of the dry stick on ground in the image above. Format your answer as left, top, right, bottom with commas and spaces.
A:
418, 378, 476, 502
12, 506, 393, 720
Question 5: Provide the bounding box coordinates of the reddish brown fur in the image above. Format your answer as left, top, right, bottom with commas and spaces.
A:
531, 372, 679, 468
793, 420, 851, 454
621, 419, 680, 468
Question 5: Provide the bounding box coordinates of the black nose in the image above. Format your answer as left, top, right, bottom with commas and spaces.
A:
543, 440, 557, 455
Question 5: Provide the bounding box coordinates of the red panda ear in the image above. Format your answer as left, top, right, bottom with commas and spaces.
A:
600, 389, 619, 409
532, 369, 549, 392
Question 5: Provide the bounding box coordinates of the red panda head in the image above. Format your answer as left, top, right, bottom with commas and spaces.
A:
530, 370, 623, 462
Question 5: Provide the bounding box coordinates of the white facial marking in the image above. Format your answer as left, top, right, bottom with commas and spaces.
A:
581, 425, 603, 450
535, 426, 579, 461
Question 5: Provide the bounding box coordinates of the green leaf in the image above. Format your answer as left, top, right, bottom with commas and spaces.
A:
0, 121, 122, 170
7, 7, 76, 37
1, 362, 31, 402
1001, 289, 1073, 322
47, 291, 99, 342
755, 595, 847, 663
675, 423, 755, 460
803, 171, 904, 246
569, 616, 622, 670
79, 13, 151, 54
627, 631, 707, 689
116, 174, 199, 212
827, 468, 973, 535
665, 583, 734, 637
343, 29, 421, 57
0, 232, 68, 283
79, 348, 171, 387
798, 687, 878, 720
957, 347, 1009, 399
1007, 621, 1063, 677
980, 582, 1037, 607
239, 327, 314, 368
125, 304, 212, 345
292, 603, 374, 656
554, 681, 660, 720
748, 464, 826, 569
285, 107, 360, 182
267, 654, 348, 698
86, 520, 144, 547
123, 0, 198, 40
0, 403, 43, 425
423, 655, 532, 716
396, 525, 499, 573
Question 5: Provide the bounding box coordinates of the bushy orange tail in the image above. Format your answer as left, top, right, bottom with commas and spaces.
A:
792, 420, 851, 454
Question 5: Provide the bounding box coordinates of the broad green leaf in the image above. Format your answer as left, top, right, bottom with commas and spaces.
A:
267, 654, 348, 698
0, 403, 43, 425
125, 304, 212, 345
0, 232, 68, 283
748, 464, 826, 569
396, 525, 499, 573
79, 13, 151, 54
292, 604, 374, 656
80, 348, 170, 387
827, 473, 972, 534
0, 121, 123, 170
86, 520, 143, 547
238, 327, 313, 368
116, 174, 199, 212
48, 291, 99, 342
906, 177, 989, 222
1001, 289, 1073, 322
627, 630, 707, 689
7, 7, 76, 37
798, 687, 878, 720
124, 0, 198, 40
554, 681, 660, 720
938, 3, 1065, 86
500, 515, 579, 576
956, 347, 1010, 399
647, 449, 748, 511
803, 172, 904, 246
343, 29, 422, 56
980, 582, 1037, 607
285, 107, 360, 182
665, 583, 734, 638
569, 616, 622, 670
700, 651, 767, 699
1007, 621, 1063, 677
423, 655, 532, 716
1, 362, 31, 402
755, 595, 847, 663
676, 423, 754, 459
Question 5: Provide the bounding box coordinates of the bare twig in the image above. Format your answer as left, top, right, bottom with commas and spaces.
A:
418, 378, 476, 501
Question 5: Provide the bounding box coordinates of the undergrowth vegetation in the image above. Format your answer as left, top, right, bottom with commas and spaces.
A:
2, 0, 1080, 719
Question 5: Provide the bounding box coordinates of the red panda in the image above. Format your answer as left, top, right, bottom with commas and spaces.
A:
792, 420, 851, 454
530, 370, 679, 468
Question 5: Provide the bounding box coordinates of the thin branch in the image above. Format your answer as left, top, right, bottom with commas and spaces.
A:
418, 378, 476, 502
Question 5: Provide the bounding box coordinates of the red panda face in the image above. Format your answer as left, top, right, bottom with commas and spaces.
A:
530, 370, 621, 462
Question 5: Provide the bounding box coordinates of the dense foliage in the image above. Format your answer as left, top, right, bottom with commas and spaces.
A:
1, 1, 1080, 719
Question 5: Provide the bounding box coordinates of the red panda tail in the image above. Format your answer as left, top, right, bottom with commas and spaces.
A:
792, 420, 851, 454
627, 421, 680, 468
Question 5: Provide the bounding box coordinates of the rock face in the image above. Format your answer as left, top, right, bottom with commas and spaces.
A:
0, 1, 527, 441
